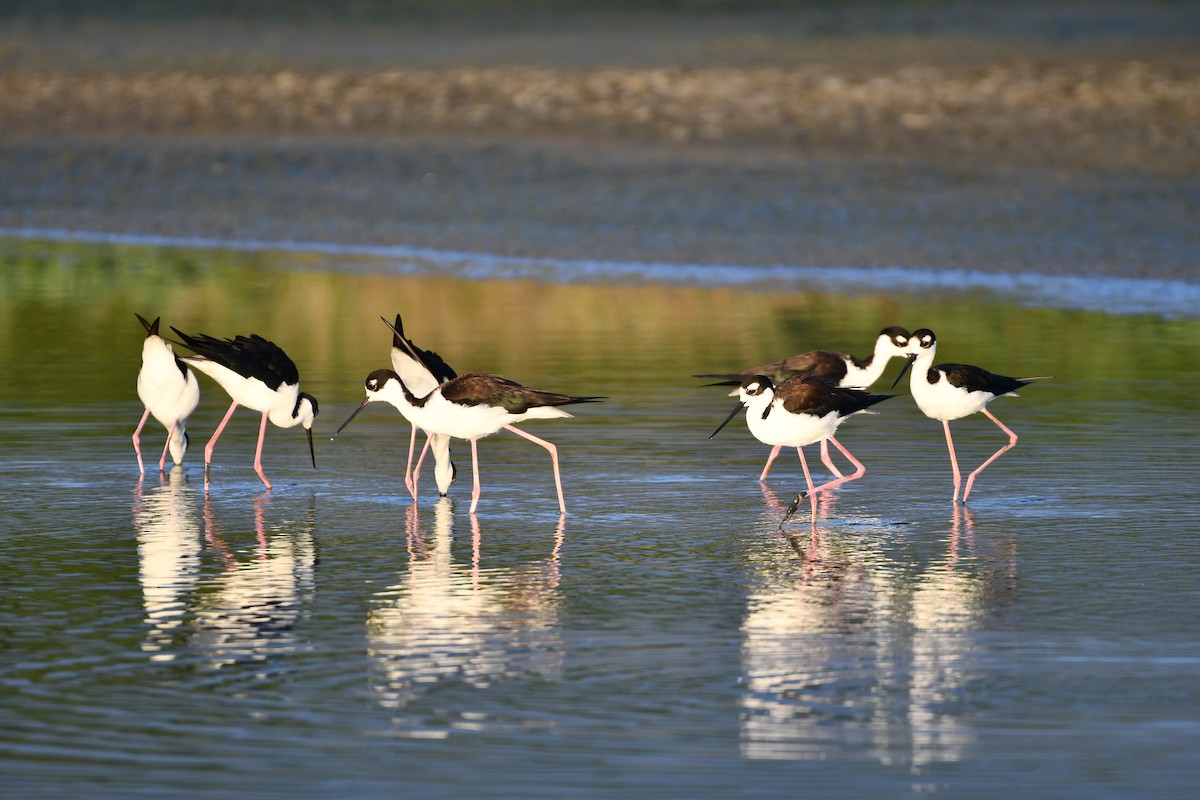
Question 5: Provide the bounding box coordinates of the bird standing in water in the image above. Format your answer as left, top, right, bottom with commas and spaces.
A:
133, 314, 200, 475
171, 328, 319, 490
710, 374, 894, 521
892, 328, 1040, 504
698, 327, 910, 481
384, 314, 458, 499
338, 367, 602, 515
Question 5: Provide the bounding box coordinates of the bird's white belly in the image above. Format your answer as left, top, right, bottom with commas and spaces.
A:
411, 397, 570, 440
138, 349, 198, 425
913, 385, 991, 421
746, 407, 841, 448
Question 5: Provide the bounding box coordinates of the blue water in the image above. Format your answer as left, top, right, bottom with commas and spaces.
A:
1, 240, 1199, 799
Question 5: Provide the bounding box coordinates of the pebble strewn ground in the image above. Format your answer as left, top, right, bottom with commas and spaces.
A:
4, 61, 1198, 171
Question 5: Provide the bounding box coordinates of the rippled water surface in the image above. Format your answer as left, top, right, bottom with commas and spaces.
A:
2, 240, 1199, 798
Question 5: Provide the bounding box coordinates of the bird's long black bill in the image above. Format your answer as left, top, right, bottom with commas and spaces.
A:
891, 354, 917, 389
333, 397, 371, 437
709, 402, 746, 439
306, 427, 316, 468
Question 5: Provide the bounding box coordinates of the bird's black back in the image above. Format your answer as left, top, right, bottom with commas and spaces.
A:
172, 328, 299, 390
937, 363, 1028, 396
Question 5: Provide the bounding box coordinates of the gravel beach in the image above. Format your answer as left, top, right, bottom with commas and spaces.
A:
2, 3, 1198, 280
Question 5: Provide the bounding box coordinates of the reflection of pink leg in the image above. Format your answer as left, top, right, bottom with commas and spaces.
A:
133, 408, 151, 474
468, 438, 482, 514
819, 438, 845, 479
157, 420, 176, 473
962, 408, 1018, 503
470, 513, 482, 589
503, 424, 566, 515
252, 411, 272, 490
943, 420, 962, 504
808, 436, 866, 497
759, 445, 782, 481
254, 493, 269, 554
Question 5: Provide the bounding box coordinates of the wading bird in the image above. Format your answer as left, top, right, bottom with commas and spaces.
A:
892, 328, 1040, 504
384, 313, 458, 499
133, 314, 200, 475
698, 327, 909, 481
337, 367, 602, 515
171, 328, 318, 490
710, 374, 893, 521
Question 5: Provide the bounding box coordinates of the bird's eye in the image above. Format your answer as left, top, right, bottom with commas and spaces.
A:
367, 380, 377, 390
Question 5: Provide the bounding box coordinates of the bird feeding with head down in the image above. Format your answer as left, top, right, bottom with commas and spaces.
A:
382, 313, 459, 499
133, 313, 200, 475
171, 327, 319, 490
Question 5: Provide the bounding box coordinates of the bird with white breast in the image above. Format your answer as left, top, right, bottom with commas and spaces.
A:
133, 313, 200, 475
337, 364, 603, 515
892, 327, 1042, 504
171, 328, 319, 490
698, 326, 910, 482
710, 373, 894, 521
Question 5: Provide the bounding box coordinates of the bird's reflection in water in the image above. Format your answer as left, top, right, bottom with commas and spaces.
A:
907, 505, 1016, 765
132, 467, 201, 662
739, 500, 1017, 765
369, 499, 564, 732
190, 492, 317, 671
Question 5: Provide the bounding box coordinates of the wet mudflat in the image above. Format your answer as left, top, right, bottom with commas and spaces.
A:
2, 243, 1198, 798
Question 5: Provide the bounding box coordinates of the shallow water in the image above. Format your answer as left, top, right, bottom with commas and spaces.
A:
2, 239, 1199, 798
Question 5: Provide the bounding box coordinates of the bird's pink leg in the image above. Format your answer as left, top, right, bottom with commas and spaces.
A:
781, 446, 819, 524
403, 426, 420, 500
503, 424, 566, 515
808, 436, 866, 497
133, 408, 151, 474
205, 401, 239, 466
411, 434, 434, 500
962, 408, 1018, 503
798, 447, 818, 517
252, 410, 272, 490
468, 438, 482, 514
943, 420, 962, 504
758, 445, 783, 481
157, 420, 177, 473
819, 438, 845, 479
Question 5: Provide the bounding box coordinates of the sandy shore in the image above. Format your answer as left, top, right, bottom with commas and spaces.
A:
2, 6, 1198, 281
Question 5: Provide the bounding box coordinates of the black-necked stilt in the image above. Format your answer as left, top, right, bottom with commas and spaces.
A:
892, 328, 1040, 504
170, 328, 319, 490
133, 314, 200, 475
385, 313, 458, 499
337, 369, 603, 515
698, 327, 910, 482
709, 374, 894, 521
